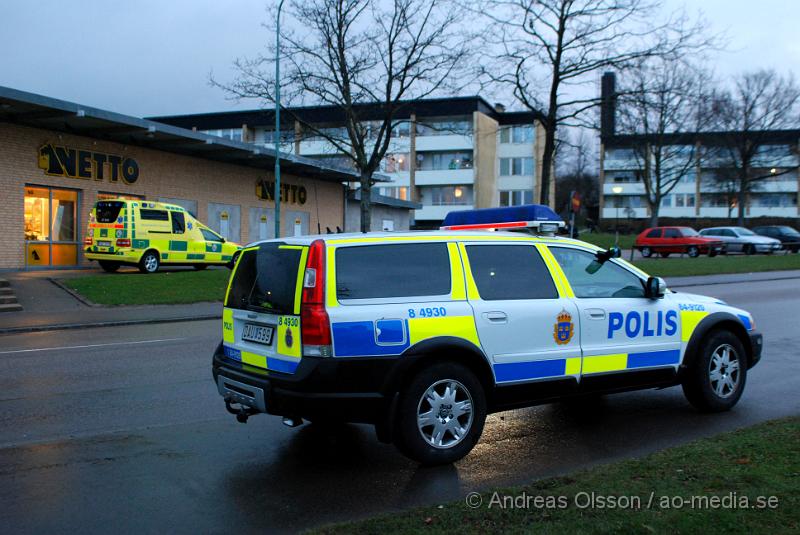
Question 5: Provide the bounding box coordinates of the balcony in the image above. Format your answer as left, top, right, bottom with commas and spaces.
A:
414, 168, 474, 186
415, 204, 473, 221
415, 134, 473, 152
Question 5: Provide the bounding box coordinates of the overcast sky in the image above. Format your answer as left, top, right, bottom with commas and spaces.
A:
1, 0, 798, 118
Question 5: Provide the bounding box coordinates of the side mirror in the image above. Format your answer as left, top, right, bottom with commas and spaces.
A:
221, 238, 226, 243
645, 276, 667, 299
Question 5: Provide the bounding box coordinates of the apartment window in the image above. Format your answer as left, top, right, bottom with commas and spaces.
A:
379, 187, 409, 201
499, 157, 534, 176
415, 119, 472, 136
608, 171, 642, 183
392, 121, 411, 138
427, 186, 471, 206
700, 194, 731, 208
673, 193, 695, 208
611, 195, 644, 208
202, 128, 243, 142
383, 153, 410, 172
605, 148, 636, 161
417, 151, 473, 170
751, 193, 797, 207
262, 129, 295, 144
660, 195, 672, 208
499, 190, 534, 207
499, 125, 535, 144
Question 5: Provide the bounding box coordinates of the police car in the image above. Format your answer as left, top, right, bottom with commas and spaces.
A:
212, 205, 762, 465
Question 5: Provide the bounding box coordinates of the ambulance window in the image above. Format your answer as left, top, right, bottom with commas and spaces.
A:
95, 201, 124, 223
335, 243, 450, 299
465, 245, 557, 300
171, 212, 185, 234
140, 209, 169, 221
549, 247, 645, 299
201, 228, 222, 242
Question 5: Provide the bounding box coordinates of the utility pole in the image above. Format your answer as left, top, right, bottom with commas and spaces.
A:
274, 0, 286, 238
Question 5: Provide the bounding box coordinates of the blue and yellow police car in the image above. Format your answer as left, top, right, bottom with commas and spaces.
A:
212, 205, 762, 465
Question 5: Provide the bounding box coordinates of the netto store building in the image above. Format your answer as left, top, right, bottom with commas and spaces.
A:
0, 87, 359, 270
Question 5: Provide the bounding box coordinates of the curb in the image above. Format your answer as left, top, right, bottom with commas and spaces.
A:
668, 273, 800, 288
0, 314, 221, 335
48, 277, 98, 307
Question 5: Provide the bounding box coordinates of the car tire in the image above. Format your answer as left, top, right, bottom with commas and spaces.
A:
659, 252, 670, 258
193, 264, 208, 270
687, 246, 699, 258
744, 244, 755, 255
682, 330, 747, 412
708, 249, 718, 258
98, 260, 120, 273
394, 361, 486, 465
640, 247, 652, 258
138, 250, 160, 274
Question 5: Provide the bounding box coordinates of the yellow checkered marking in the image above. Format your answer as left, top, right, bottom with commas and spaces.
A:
680, 310, 709, 342
408, 315, 481, 347
582, 354, 628, 374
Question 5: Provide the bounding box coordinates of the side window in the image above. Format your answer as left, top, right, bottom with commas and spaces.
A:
465, 244, 557, 300
201, 228, 222, 242
171, 212, 185, 234
663, 228, 680, 238
140, 209, 169, 221
646, 228, 662, 238
335, 243, 451, 300
549, 247, 645, 299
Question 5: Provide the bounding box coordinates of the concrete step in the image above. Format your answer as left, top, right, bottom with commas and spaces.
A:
0, 288, 13, 295
0, 303, 23, 313
0, 278, 9, 288
0, 295, 18, 304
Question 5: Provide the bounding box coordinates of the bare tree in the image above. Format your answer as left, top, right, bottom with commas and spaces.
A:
216, 0, 471, 231
555, 129, 598, 218
617, 58, 713, 225
706, 69, 800, 225
473, 0, 712, 205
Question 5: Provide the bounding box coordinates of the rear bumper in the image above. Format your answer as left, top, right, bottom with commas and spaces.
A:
85, 248, 140, 263
747, 331, 763, 368
212, 343, 397, 423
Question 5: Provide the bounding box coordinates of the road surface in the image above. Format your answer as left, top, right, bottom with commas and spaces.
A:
0, 276, 798, 533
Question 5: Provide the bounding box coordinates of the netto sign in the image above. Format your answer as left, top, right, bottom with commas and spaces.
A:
38, 143, 139, 184
256, 178, 307, 205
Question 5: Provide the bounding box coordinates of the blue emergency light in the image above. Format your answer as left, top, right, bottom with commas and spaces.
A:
440, 204, 564, 234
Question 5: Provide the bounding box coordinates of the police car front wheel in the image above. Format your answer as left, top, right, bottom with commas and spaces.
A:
395, 362, 486, 465
682, 330, 747, 412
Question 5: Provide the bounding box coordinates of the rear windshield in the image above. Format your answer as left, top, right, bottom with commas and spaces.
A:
95, 201, 124, 223
225, 243, 303, 314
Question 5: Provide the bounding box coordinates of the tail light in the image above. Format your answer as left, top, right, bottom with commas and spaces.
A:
116, 238, 131, 247
84, 235, 93, 246
301, 239, 332, 356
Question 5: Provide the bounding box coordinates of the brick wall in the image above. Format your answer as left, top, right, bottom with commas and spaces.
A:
0, 122, 345, 269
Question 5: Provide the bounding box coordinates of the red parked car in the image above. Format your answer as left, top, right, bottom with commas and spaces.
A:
635, 226, 725, 258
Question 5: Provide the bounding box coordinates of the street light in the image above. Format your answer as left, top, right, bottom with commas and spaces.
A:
274, 0, 286, 238
611, 185, 623, 244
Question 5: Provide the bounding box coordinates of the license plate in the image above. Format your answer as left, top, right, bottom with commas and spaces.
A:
97, 240, 111, 247
242, 323, 274, 345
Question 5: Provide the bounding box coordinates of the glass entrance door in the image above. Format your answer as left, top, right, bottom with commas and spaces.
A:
24, 186, 79, 267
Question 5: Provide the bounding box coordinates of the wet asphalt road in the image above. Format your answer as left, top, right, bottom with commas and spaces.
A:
0, 277, 798, 534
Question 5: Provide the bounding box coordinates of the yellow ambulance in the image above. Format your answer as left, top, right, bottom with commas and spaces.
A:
84, 199, 241, 273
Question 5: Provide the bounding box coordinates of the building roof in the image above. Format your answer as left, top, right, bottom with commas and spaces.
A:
347, 188, 422, 210
149, 96, 545, 131
0, 85, 366, 183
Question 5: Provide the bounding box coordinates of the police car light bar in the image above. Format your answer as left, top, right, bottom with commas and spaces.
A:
440, 205, 565, 233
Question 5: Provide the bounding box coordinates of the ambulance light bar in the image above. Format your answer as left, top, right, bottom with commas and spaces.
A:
440, 205, 565, 233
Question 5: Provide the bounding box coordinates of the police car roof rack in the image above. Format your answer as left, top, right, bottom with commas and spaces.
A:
440, 205, 565, 236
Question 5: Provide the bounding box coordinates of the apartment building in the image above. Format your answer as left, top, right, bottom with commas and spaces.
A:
152, 96, 551, 228
599, 73, 800, 221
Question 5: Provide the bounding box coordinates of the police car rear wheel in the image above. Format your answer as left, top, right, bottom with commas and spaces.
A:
139, 251, 160, 274
98, 261, 120, 273
682, 330, 747, 412
395, 362, 486, 465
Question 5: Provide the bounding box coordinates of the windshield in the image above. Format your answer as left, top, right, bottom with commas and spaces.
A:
680, 228, 699, 237
778, 226, 800, 236
225, 243, 304, 314
735, 228, 756, 236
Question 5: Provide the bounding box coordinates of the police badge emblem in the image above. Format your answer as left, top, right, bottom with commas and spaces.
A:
285, 327, 293, 348
553, 309, 574, 345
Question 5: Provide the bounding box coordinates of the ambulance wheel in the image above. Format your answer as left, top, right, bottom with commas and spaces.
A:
395, 361, 486, 465
682, 330, 747, 412
138, 250, 160, 274
98, 261, 120, 273
193, 264, 208, 270
640, 247, 652, 258
687, 245, 700, 258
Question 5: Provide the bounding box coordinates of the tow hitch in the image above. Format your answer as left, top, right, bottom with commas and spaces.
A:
225, 398, 260, 423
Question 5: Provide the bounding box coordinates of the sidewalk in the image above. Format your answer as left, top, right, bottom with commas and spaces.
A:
0, 269, 222, 334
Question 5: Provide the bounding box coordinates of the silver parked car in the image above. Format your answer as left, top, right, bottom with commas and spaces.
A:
698, 226, 782, 254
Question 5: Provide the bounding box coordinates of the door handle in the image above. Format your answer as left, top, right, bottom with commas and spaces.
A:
483, 311, 508, 323
585, 308, 606, 320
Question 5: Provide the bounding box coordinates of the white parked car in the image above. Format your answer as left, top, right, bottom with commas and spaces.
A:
698, 227, 781, 255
